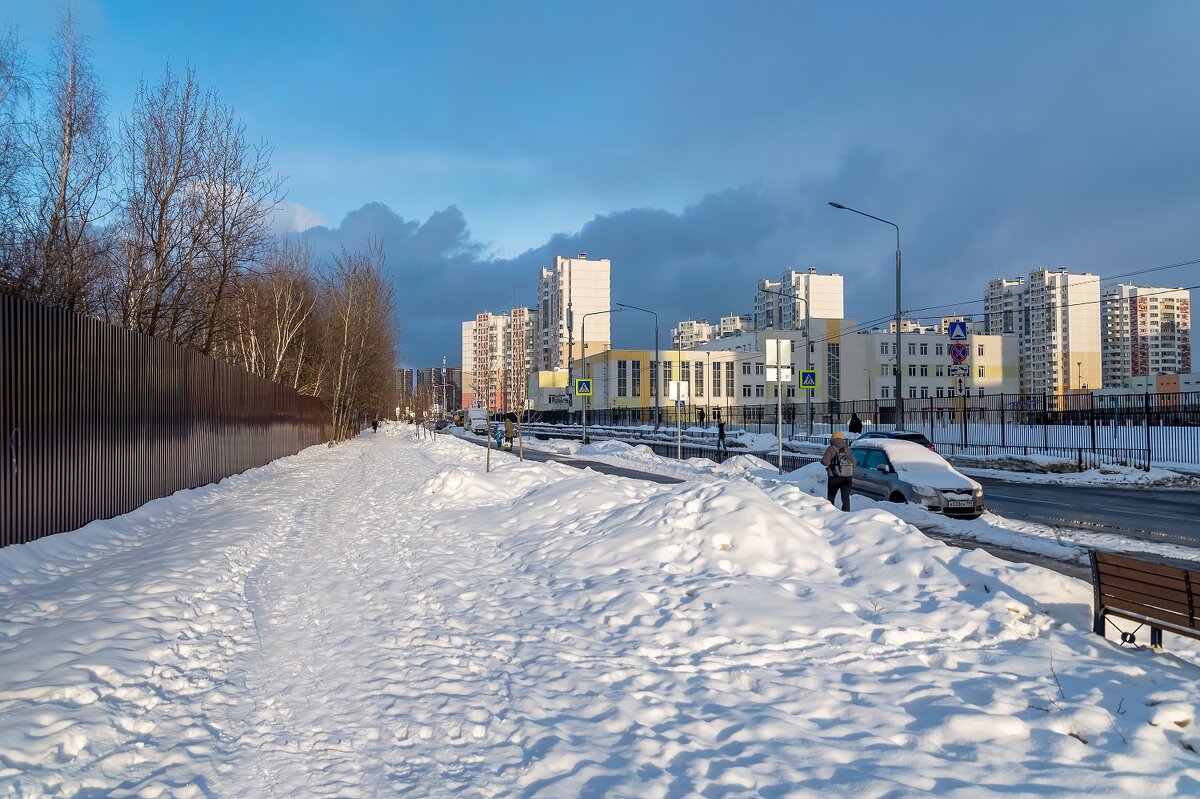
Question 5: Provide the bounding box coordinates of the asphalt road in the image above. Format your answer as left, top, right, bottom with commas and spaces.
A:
974, 477, 1200, 549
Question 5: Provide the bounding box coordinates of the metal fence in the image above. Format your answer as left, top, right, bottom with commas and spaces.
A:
2, 294, 332, 548
533, 390, 1200, 470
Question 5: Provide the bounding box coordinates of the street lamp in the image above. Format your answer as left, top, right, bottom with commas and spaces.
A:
615, 302, 659, 428
829, 201, 903, 426
581, 308, 623, 444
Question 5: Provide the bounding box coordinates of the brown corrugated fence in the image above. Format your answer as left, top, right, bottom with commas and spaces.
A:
1, 294, 331, 548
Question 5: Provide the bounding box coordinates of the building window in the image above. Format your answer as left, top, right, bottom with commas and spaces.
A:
695, 361, 704, 396
936, 365, 944, 377
755, 385, 765, 397
882, 386, 890, 398
978, 387, 985, 396
908, 364, 917, 377
682, 361, 690, 383
742, 362, 751, 375
978, 366, 985, 378
880, 365, 889, 377
755, 362, 764, 376
978, 344, 985, 357
632, 360, 641, 397
712, 362, 721, 397
726, 362, 734, 395
618, 360, 628, 397
937, 387, 944, 398
880, 342, 889, 355
920, 386, 929, 398
787, 386, 796, 398
742, 385, 751, 397
650, 361, 657, 396
920, 343, 928, 355
908, 343, 917, 355
909, 387, 917, 399
920, 365, 928, 377
936, 344, 944, 356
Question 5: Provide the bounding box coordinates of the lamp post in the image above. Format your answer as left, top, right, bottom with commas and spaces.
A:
757, 286, 812, 435
581, 308, 622, 444
829, 201, 902, 427
615, 302, 659, 428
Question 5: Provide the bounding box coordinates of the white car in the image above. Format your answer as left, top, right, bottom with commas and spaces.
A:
848, 438, 984, 519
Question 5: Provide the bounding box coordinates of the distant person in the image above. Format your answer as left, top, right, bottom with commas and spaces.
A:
821, 431, 855, 512
717, 420, 727, 457
493, 424, 504, 448
697, 408, 706, 428
372, 419, 379, 433
504, 417, 515, 451
848, 413, 863, 434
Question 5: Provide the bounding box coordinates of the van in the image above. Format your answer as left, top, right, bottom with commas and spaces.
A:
464, 407, 490, 435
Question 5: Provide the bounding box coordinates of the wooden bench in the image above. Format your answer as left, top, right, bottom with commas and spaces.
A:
1091, 550, 1200, 649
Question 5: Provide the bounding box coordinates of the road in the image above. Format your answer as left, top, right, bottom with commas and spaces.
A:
975, 476, 1200, 549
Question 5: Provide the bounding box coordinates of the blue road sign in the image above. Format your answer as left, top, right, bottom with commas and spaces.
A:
800, 369, 818, 389
575, 378, 592, 396
948, 320, 968, 341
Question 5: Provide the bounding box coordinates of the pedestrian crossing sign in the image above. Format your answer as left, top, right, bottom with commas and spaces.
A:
574, 378, 592, 396
948, 320, 968, 341
800, 369, 818, 390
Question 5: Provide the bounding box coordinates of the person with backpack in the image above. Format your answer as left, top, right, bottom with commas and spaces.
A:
821, 430, 855, 512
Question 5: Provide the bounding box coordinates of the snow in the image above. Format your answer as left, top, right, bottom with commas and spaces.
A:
2, 426, 1200, 796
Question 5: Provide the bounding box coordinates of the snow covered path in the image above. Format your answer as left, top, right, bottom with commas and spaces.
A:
3, 427, 1200, 797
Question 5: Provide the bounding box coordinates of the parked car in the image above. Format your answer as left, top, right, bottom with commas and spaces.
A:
848, 438, 984, 519
463, 407, 490, 435
855, 429, 935, 450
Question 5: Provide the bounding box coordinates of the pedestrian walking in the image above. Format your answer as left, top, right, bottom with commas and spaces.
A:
821, 431, 855, 512
504, 417, 515, 451
697, 408, 706, 428
848, 413, 863, 435
717, 420, 727, 457
372, 419, 379, 433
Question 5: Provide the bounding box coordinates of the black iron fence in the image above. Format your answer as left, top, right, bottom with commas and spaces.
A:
2, 294, 331, 548
533, 390, 1200, 469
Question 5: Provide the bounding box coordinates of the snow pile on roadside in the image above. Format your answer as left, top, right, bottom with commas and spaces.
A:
2, 433, 1199, 797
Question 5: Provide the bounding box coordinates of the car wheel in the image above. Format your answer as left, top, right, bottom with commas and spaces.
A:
889, 491, 907, 504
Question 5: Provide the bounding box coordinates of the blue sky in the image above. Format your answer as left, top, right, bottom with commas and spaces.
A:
7, 1, 1200, 369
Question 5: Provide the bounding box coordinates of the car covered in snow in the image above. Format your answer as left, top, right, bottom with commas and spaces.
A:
848, 438, 984, 518
854, 429, 935, 450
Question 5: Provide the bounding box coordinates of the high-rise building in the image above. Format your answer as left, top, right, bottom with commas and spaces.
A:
984, 277, 1026, 335
1023, 268, 1101, 394
754, 279, 782, 330
780, 269, 844, 327
461, 321, 476, 408
1102, 285, 1192, 387
416, 366, 462, 412
537, 254, 611, 372
462, 308, 539, 412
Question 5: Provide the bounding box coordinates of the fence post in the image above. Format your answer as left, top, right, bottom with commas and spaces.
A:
1000, 394, 1006, 448
1144, 392, 1152, 470
1042, 393, 1049, 451
1089, 392, 1097, 458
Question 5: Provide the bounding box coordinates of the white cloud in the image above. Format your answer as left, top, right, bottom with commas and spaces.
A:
271, 201, 326, 233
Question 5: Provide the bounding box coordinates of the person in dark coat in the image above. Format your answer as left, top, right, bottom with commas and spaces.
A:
372, 419, 379, 433
848, 413, 863, 434
717, 420, 727, 456
820, 430, 855, 511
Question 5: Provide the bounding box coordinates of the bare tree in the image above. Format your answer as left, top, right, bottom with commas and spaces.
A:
0, 24, 25, 237
226, 236, 318, 387
194, 102, 282, 354
107, 65, 214, 340
320, 243, 397, 441
9, 11, 112, 313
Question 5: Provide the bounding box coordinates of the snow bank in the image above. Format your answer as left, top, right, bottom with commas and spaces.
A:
1, 433, 1198, 797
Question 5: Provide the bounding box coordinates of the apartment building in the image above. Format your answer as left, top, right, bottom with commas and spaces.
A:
1102, 284, 1192, 387
754, 279, 782, 330
415, 366, 462, 413
671, 319, 716, 349
460, 321, 476, 408
984, 268, 1100, 394
780, 269, 844, 327
719, 314, 753, 337
536, 254, 611, 372
504, 307, 539, 413
461, 308, 538, 412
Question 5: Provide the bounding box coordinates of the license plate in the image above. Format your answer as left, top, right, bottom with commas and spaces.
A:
948, 500, 974, 508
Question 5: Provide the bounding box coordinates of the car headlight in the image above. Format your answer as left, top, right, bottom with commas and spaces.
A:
972, 487, 983, 498
913, 486, 937, 498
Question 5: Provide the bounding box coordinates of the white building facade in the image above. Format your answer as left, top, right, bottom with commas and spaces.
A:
536, 254, 611, 372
